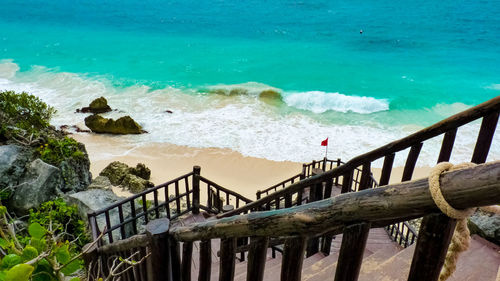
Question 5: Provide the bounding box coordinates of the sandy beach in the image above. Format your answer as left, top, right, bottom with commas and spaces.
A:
72, 133, 433, 200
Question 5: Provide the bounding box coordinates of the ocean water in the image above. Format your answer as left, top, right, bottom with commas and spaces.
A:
1, 0, 499, 165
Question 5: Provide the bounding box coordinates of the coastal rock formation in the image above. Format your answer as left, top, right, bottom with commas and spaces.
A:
129, 163, 151, 180
100, 161, 154, 193
0, 145, 33, 188
9, 159, 61, 215
59, 142, 92, 192
77, 96, 112, 114
66, 189, 134, 241
1, 142, 92, 216
88, 176, 113, 190
121, 174, 154, 193
468, 210, 500, 245
84, 114, 143, 134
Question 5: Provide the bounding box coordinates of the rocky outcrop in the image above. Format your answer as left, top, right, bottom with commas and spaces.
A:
77, 97, 112, 114
84, 115, 144, 134
65, 189, 134, 242
0, 145, 33, 188
99, 161, 154, 193
88, 176, 113, 190
468, 210, 500, 245
59, 142, 92, 192
129, 163, 151, 180
8, 159, 61, 215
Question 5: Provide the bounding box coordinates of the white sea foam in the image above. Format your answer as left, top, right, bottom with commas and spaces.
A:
283, 91, 390, 114
1, 61, 499, 167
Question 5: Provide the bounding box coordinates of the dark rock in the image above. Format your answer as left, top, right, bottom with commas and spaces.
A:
99, 161, 130, 185
77, 97, 112, 114
165, 110, 173, 114
59, 143, 92, 192
84, 115, 143, 135
9, 159, 61, 215
0, 145, 32, 188
129, 163, 151, 180
468, 210, 500, 245
88, 176, 113, 190
71, 125, 91, 133
65, 189, 134, 242
121, 174, 153, 193
259, 90, 283, 106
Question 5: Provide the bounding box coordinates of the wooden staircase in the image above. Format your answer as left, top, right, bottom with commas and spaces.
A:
173, 212, 500, 281
84, 96, 500, 281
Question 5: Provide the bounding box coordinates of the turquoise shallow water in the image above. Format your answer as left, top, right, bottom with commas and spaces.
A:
1, 0, 499, 163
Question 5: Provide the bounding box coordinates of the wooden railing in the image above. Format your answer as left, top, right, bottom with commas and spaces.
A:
87, 166, 253, 244
386, 221, 417, 248
168, 162, 500, 281
86, 96, 500, 281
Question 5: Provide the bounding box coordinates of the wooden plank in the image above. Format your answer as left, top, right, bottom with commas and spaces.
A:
182, 242, 193, 281
407, 214, 457, 281
379, 153, 395, 186
198, 240, 212, 281
281, 236, 306, 281
171, 162, 500, 242
472, 112, 499, 164
359, 163, 372, 191
171, 238, 182, 281
246, 237, 269, 281
402, 143, 423, 182
341, 170, 353, 194
219, 238, 237, 281
334, 222, 371, 281
437, 129, 457, 163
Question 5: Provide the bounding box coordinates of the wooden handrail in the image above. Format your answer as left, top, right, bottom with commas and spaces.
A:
199, 176, 253, 203
172, 161, 500, 242
220, 95, 500, 218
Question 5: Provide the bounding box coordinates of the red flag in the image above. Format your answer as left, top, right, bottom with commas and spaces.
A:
321, 138, 328, 146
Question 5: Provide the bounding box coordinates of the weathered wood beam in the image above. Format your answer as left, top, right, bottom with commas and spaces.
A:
171, 162, 500, 242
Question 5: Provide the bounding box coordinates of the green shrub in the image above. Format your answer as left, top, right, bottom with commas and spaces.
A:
37, 137, 85, 165
28, 198, 90, 251
0, 90, 56, 133
0, 205, 83, 281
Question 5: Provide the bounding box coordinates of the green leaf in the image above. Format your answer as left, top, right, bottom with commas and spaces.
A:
55, 244, 70, 264
28, 223, 46, 239
5, 264, 34, 281
30, 238, 47, 253
31, 259, 55, 281
0, 238, 10, 249
21, 246, 38, 262
0, 254, 22, 270
60, 259, 82, 276
69, 278, 80, 281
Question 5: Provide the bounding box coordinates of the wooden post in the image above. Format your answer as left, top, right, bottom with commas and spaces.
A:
407, 214, 457, 281
219, 238, 237, 281
472, 112, 499, 164
334, 222, 371, 281
170, 237, 182, 281
281, 237, 306, 281
322, 157, 327, 171
198, 240, 211, 281
145, 218, 171, 281
247, 237, 269, 281
181, 242, 193, 281
192, 166, 201, 214
301, 164, 307, 180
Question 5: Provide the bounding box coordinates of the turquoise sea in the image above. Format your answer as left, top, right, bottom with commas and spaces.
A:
1, 0, 499, 164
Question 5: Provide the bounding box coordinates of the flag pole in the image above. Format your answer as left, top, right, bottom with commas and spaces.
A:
325, 137, 328, 159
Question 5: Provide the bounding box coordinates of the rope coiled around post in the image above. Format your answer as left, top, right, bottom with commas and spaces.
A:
428, 162, 500, 281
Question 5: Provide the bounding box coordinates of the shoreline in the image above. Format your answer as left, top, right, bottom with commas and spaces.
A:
72, 133, 433, 200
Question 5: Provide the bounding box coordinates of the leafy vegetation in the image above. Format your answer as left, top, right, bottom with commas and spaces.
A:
27, 199, 90, 251
0, 90, 56, 143
37, 137, 85, 166
0, 204, 83, 281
